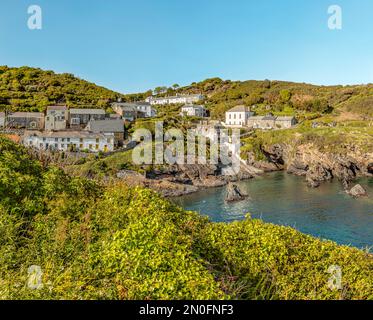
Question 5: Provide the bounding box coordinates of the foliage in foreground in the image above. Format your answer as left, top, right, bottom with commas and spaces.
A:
0, 137, 372, 300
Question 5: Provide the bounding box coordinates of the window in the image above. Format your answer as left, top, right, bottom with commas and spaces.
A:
234, 114, 236, 119
96, 138, 99, 143
71, 118, 80, 125
95, 144, 99, 150
80, 144, 83, 149
89, 144, 93, 149
55, 138, 58, 142
80, 138, 83, 142
67, 138, 70, 142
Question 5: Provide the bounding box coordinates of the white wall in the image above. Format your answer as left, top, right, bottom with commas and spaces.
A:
26, 134, 114, 152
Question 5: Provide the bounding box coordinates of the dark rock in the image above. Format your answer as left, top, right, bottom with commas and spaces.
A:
225, 183, 247, 202
262, 144, 285, 165
306, 178, 320, 188
367, 163, 373, 175
346, 184, 368, 198
287, 159, 309, 176
306, 164, 333, 187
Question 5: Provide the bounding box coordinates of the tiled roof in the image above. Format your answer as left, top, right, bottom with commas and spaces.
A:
9, 112, 44, 118
149, 94, 204, 100
182, 104, 205, 109
70, 109, 105, 115
47, 105, 67, 111
24, 130, 110, 139
86, 119, 124, 133
276, 116, 295, 121
227, 105, 251, 112
113, 102, 150, 108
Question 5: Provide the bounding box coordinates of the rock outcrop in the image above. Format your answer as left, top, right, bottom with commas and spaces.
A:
346, 184, 368, 198
225, 183, 247, 202
251, 142, 372, 188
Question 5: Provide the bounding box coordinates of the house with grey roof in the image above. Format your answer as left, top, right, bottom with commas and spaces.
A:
7, 112, 45, 130
23, 130, 114, 153
69, 109, 106, 128
112, 103, 146, 122
112, 102, 156, 120
180, 105, 207, 117
85, 119, 125, 146
246, 114, 297, 129
225, 105, 254, 127
45, 105, 68, 131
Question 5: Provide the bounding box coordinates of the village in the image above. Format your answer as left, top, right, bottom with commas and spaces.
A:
0, 94, 297, 154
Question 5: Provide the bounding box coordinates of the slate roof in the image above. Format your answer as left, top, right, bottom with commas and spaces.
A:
70, 109, 105, 115
227, 105, 251, 112
86, 119, 124, 133
8, 112, 44, 118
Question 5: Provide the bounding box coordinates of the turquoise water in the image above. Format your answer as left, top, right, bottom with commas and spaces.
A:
173, 172, 373, 249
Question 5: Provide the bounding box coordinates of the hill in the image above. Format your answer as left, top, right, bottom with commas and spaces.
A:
0, 66, 128, 112
0, 136, 372, 300
1, 66, 372, 121
134, 78, 373, 121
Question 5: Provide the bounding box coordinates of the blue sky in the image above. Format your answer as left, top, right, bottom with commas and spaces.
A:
1, 0, 373, 93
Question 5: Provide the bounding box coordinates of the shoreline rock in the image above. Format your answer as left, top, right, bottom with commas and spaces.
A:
225, 183, 248, 202
346, 184, 368, 198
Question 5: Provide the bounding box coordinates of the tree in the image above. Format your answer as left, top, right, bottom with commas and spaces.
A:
280, 89, 292, 102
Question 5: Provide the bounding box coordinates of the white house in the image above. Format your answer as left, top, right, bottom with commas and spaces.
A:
225, 105, 254, 127
45, 105, 68, 131
23, 130, 115, 153
180, 105, 207, 117
146, 94, 204, 105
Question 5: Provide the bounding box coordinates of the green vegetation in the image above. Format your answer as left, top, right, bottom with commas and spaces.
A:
2, 66, 372, 123
0, 66, 126, 112
142, 77, 372, 120
241, 121, 373, 161
1, 136, 372, 300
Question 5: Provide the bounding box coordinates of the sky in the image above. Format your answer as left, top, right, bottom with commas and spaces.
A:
1, 0, 373, 93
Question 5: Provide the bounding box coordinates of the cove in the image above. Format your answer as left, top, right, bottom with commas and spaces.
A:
173, 172, 373, 249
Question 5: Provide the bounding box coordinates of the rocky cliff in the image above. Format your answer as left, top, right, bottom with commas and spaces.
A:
246, 142, 373, 189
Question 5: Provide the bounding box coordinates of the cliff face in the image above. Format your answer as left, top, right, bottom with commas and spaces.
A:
247, 142, 373, 188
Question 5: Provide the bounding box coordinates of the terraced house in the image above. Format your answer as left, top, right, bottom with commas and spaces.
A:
7, 112, 45, 130
23, 130, 115, 153
146, 94, 205, 105
180, 105, 207, 117
45, 105, 68, 131
69, 108, 106, 128
112, 102, 156, 120
85, 118, 125, 147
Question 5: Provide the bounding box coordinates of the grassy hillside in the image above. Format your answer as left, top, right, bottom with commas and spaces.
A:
2, 66, 372, 121
0, 66, 127, 112
1, 136, 372, 300
140, 78, 373, 120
